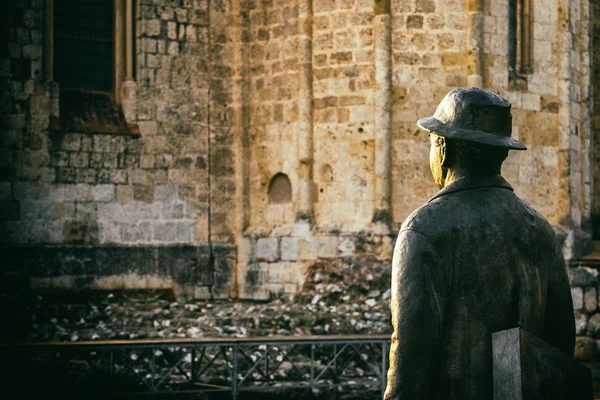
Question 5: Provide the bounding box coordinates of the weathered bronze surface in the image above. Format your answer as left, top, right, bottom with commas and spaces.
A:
384, 88, 575, 400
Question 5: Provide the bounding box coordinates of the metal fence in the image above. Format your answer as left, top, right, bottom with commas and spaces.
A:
3, 335, 391, 399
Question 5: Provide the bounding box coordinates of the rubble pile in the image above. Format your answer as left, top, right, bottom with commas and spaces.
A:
9, 257, 392, 342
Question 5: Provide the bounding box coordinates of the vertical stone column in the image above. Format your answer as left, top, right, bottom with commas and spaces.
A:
465, 0, 483, 88
580, 0, 592, 235
373, 0, 392, 229
44, 0, 59, 118
233, 0, 251, 298
557, 0, 573, 236
296, 0, 314, 223
556, 0, 592, 259
121, 0, 137, 123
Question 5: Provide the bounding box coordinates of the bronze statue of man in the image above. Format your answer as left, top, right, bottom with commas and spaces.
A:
384, 88, 575, 399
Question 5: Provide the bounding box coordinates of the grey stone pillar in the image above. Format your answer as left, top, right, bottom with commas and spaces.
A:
121, 0, 137, 123
296, 0, 314, 223
373, 0, 392, 229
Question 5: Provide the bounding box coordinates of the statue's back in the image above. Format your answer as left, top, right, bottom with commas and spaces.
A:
386, 175, 575, 400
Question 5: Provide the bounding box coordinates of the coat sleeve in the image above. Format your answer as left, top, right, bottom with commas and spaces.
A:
384, 228, 447, 400
543, 242, 575, 357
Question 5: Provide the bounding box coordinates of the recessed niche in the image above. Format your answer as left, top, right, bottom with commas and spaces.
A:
268, 173, 292, 204
321, 164, 334, 182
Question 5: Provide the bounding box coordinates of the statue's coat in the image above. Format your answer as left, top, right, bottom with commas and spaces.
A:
384, 174, 575, 400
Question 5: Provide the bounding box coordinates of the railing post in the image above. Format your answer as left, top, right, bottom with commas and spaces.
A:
310, 344, 315, 390
381, 341, 388, 399
232, 344, 238, 400
191, 348, 195, 383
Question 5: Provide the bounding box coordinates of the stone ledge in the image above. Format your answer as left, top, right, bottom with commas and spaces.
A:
4, 244, 236, 299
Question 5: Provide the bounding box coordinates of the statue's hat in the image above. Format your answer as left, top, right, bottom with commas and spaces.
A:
417, 87, 526, 150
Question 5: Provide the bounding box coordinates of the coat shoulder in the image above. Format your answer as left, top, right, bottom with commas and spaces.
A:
399, 200, 446, 236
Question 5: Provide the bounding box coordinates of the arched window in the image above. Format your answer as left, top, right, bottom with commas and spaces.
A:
268, 173, 292, 204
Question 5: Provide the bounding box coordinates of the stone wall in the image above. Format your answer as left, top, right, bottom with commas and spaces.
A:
1, 0, 236, 298
570, 265, 600, 363
592, 0, 600, 239
1, 0, 598, 308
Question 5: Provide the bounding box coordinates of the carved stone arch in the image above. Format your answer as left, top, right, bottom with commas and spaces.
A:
268, 173, 292, 204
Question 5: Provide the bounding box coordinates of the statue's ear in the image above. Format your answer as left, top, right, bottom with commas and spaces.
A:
437, 136, 448, 167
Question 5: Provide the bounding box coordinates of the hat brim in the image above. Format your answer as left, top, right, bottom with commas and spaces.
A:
417, 116, 527, 150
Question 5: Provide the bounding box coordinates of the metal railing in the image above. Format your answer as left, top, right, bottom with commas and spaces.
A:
3, 335, 391, 399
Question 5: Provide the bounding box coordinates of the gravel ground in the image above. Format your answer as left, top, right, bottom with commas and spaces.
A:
2, 257, 393, 343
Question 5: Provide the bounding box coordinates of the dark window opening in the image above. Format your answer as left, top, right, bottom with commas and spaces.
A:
508, 0, 532, 90
508, 0, 517, 71
54, 0, 113, 93
51, 0, 137, 135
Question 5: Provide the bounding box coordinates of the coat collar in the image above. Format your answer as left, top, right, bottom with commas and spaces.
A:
427, 174, 513, 203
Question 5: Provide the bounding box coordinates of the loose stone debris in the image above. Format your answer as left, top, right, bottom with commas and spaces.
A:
4, 258, 392, 342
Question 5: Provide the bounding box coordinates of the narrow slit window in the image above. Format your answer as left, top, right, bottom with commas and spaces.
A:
508, 0, 532, 74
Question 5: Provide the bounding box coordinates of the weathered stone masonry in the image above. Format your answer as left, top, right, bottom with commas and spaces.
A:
1, 0, 237, 298
1, 0, 600, 327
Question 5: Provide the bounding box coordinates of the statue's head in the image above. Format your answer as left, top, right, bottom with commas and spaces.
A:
417, 87, 526, 189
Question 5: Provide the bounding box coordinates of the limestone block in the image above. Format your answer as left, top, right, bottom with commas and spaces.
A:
29, 220, 64, 243
116, 185, 134, 203
292, 222, 311, 237
50, 152, 69, 167
98, 221, 120, 244
154, 184, 179, 201
53, 202, 75, 219
75, 202, 98, 220
120, 222, 152, 243
63, 184, 92, 201
271, 224, 293, 237
194, 286, 211, 299
284, 284, 297, 294
571, 288, 583, 310
122, 273, 148, 289
238, 262, 270, 299
69, 152, 89, 168
574, 311, 588, 335
145, 19, 161, 37
281, 237, 299, 261
167, 22, 177, 39
521, 93, 541, 111
518, 165, 537, 182
575, 336, 596, 361
317, 236, 338, 258
298, 237, 319, 261
338, 236, 356, 257
16, 200, 42, 220
585, 287, 597, 312
161, 202, 184, 219
152, 221, 193, 243
238, 237, 254, 264
92, 184, 115, 202
268, 262, 284, 283
256, 237, 279, 262
587, 314, 600, 335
